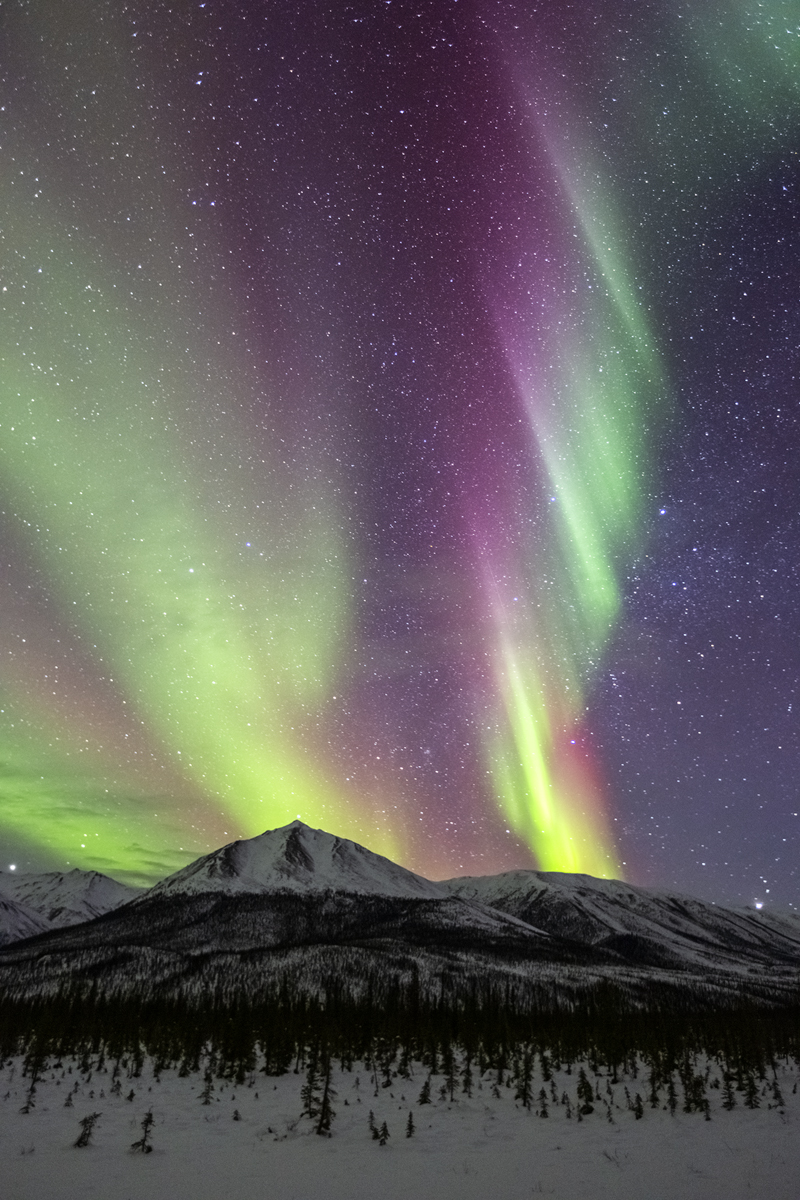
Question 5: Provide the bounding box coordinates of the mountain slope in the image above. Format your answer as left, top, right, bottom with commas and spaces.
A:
141, 820, 448, 901
0, 868, 140, 929
1, 825, 799, 1011
0, 895, 51, 948
0, 890, 563, 962
440, 870, 800, 969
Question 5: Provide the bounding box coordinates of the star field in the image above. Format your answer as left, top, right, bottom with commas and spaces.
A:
0, 1, 798, 905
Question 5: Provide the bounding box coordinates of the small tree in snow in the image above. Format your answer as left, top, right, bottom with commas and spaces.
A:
441, 1045, 458, 1102
300, 1055, 322, 1122
74, 1113, 101, 1147
514, 1051, 534, 1111
667, 1075, 678, 1116
461, 1055, 474, 1098
131, 1110, 154, 1153
315, 1056, 336, 1136
577, 1068, 594, 1116
744, 1073, 760, 1110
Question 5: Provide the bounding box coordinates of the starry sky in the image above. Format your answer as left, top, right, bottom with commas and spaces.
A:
1, 0, 798, 905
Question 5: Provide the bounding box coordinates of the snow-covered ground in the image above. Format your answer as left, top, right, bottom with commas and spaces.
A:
2, 1052, 797, 1200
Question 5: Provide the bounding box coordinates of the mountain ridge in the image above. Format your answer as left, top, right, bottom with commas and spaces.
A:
0, 867, 141, 943
440, 868, 800, 971
1, 822, 799, 1008
0, 894, 51, 947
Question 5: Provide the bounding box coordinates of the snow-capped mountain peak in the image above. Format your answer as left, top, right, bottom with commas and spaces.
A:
0, 867, 141, 929
142, 821, 448, 901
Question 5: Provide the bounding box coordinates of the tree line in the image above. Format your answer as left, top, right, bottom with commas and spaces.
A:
2, 975, 797, 1092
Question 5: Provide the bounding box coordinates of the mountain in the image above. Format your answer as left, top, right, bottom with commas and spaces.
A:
0, 868, 140, 930
140, 820, 449, 901
0, 823, 586, 1004
1, 823, 799, 1013
0, 821, 559, 962
0, 894, 51, 947
440, 870, 800, 970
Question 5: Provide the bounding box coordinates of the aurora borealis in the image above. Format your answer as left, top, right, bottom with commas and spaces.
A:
1, 1, 798, 904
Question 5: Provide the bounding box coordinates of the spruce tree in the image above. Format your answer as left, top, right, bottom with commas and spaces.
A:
647, 1065, 660, 1109
300, 1055, 322, 1122
315, 1056, 336, 1136
744, 1073, 760, 1110
577, 1068, 594, 1116
131, 1111, 154, 1153
442, 1044, 457, 1102
514, 1050, 534, 1110
461, 1055, 474, 1098
200, 1070, 215, 1105
74, 1113, 101, 1147
667, 1075, 678, 1116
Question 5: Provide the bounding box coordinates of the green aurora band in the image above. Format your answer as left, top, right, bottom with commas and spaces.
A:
482, 114, 666, 878
0, 1, 797, 883
0, 203, 402, 879
479, 1, 798, 874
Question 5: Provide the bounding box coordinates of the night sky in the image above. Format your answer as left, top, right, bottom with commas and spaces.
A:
1, 1, 798, 906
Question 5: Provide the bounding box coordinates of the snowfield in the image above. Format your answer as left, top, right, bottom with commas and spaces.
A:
2, 1053, 798, 1200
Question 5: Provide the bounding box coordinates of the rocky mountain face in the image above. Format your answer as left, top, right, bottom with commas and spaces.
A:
1, 822, 798, 1009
